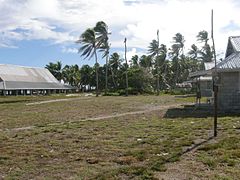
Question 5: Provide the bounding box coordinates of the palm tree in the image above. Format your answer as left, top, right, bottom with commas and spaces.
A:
62, 65, 81, 88
148, 30, 161, 95
109, 52, 121, 89
197, 30, 209, 44
197, 30, 213, 62
170, 33, 185, 85
45, 61, 62, 81
171, 33, 185, 57
94, 21, 111, 94
80, 65, 94, 91
76, 28, 100, 97
188, 44, 199, 59
158, 44, 169, 89
130, 55, 139, 67
139, 55, 152, 69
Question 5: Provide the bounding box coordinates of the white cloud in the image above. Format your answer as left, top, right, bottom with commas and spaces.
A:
62, 47, 78, 54
0, 0, 240, 59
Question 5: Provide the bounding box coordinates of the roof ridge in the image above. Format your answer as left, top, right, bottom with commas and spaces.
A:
229, 36, 240, 38
0, 64, 45, 70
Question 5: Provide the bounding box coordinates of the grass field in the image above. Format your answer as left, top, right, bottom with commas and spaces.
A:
0, 94, 240, 179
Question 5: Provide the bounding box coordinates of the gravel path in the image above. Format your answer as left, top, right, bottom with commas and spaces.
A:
26, 97, 91, 105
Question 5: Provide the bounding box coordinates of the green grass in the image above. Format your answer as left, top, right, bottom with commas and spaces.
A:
0, 95, 240, 179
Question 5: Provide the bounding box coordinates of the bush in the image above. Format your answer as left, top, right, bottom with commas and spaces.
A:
102, 92, 120, 96
117, 88, 139, 96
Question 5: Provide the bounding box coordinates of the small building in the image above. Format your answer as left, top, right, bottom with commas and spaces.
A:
0, 64, 73, 96
216, 36, 240, 111
189, 36, 240, 111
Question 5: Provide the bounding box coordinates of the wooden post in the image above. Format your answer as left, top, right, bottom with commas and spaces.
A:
213, 84, 218, 137
211, 9, 218, 137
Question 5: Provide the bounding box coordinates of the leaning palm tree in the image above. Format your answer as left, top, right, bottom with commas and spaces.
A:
94, 21, 111, 94
170, 33, 185, 85
76, 28, 100, 97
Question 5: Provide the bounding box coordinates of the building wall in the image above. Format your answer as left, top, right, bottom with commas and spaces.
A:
200, 81, 212, 97
218, 72, 240, 111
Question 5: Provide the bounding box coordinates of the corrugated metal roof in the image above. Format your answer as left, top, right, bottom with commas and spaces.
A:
230, 36, 240, 52
217, 52, 240, 69
0, 64, 73, 90
204, 62, 215, 70
0, 64, 58, 83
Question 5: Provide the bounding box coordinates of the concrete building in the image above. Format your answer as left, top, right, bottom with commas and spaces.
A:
216, 36, 240, 111
0, 64, 73, 96
190, 36, 240, 111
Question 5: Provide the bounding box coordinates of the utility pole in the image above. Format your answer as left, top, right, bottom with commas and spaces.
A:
211, 9, 218, 137
124, 38, 128, 96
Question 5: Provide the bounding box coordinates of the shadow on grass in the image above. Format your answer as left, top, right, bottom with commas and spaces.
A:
166, 136, 215, 163
164, 104, 240, 118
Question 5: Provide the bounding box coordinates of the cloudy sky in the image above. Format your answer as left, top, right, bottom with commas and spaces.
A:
0, 0, 240, 67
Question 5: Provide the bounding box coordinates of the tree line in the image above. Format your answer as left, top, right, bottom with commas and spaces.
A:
46, 21, 214, 96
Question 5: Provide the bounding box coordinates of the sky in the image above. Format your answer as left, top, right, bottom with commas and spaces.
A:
0, 0, 240, 68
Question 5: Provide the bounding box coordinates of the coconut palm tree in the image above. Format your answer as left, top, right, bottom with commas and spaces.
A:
148, 30, 161, 95
109, 52, 121, 89
130, 55, 139, 67
94, 21, 111, 94
76, 28, 100, 97
197, 30, 213, 62
171, 33, 185, 57
170, 33, 185, 85
188, 44, 199, 59
45, 61, 62, 81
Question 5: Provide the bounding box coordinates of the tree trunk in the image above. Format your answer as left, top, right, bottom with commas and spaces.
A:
110, 66, 117, 89
105, 53, 109, 94
156, 30, 160, 95
94, 50, 99, 97
156, 57, 160, 95
124, 38, 128, 96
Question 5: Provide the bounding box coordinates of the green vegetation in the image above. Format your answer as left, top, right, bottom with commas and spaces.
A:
0, 95, 240, 179
46, 22, 214, 96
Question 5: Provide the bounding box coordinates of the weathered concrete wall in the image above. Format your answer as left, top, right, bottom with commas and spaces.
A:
218, 72, 240, 111
200, 81, 212, 97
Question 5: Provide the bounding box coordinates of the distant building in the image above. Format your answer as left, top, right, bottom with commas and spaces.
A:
0, 64, 74, 96
189, 62, 214, 98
